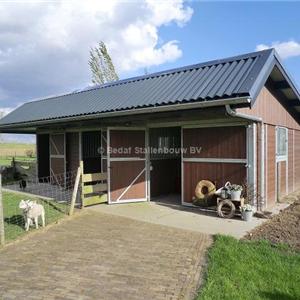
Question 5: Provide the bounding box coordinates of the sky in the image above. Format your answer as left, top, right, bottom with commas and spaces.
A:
1, 0, 300, 142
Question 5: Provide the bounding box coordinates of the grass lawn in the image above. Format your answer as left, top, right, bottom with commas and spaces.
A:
198, 235, 300, 300
0, 156, 36, 166
0, 142, 36, 166
3, 191, 68, 242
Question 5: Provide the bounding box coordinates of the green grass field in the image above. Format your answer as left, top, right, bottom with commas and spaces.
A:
3, 191, 67, 242
0, 143, 36, 166
198, 235, 300, 300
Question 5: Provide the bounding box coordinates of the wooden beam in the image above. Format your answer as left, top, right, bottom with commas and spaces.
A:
82, 172, 107, 183
69, 167, 81, 216
83, 183, 107, 194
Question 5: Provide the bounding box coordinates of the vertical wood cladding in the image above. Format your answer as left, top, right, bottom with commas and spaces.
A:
288, 129, 294, 192
238, 85, 300, 130
110, 161, 146, 201
50, 157, 65, 185
50, 134, 65, 155
109, 129, 146, 202
295, 130, 300, 188
109, 130, 145, 158
183, 162, 246, 203
66, 132, 79, 173
37, 134, 50, 179
183, 126, 246, 159
266, 125, 276, 207
256, 123, 262, 207
49, 133, 65, 185
278, 161, 287, 198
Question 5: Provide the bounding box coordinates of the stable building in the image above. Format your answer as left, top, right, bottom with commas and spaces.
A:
1, 49, 300, 210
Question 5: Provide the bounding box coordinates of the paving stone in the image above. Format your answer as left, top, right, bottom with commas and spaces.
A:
0, 211, 212, 300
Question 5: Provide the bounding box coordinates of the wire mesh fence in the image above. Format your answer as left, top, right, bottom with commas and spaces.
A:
0, 169, 80, 244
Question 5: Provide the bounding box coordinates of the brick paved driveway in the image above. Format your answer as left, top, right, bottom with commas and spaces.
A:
0, 211, 212, 300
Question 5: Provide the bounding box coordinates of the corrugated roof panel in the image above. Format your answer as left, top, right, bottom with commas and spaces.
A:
206, 62, 231, 98
1, 48, 285, 126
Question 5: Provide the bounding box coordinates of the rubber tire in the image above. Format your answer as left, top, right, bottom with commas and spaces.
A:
195, 180, 216, 200
217, 199, 236, 219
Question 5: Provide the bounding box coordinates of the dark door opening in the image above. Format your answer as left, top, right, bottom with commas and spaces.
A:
149, 127, 181, 204
82, 131, 102, 174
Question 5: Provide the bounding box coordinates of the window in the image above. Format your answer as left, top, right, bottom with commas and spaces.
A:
276, 127, 287, 159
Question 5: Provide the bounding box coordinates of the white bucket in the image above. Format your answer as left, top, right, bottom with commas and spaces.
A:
242, 210, 253, 222
230, 190, 241, 200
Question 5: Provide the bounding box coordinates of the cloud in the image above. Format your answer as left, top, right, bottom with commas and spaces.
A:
256, 40, 300, 59
0, 107, 13, 116
0, 0, 193, 110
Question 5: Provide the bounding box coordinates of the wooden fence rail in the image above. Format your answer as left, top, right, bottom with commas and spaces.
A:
80, 161, 108, 207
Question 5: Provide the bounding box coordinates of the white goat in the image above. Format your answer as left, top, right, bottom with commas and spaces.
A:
19, 200, 45, 231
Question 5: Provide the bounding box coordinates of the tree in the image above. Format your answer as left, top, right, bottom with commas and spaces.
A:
89, 41, 119, 85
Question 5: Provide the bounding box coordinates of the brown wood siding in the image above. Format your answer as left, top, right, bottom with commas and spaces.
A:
266, 125, 276, 207
50, 157, 65, 185
278, 161, 287, 198
110, 161, 146, 201
288, 129, 294, 192
295, 130, 300, 188
49, 133, 65, 185
66, 132, 79, 173
150, 159, 181, 197
110, 130, 145, 158
256, 123, 262, 208
37, 134, 50, 179
50, 134, 65, 155
183, 162, 246, 203
238, 85, 300, 130
183, 126, 246, 159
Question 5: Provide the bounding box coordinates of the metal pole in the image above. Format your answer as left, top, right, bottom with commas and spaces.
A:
0, 172, 5, 246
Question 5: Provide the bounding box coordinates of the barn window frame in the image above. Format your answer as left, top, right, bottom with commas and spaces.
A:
276, 126, 288, 161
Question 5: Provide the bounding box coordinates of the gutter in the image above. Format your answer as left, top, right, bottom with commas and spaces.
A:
225, 103, 262, 122
0, 96, 251, 130
225, 104, 264, 211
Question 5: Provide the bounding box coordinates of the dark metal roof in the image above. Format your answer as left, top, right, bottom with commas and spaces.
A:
0, 48, 299, 128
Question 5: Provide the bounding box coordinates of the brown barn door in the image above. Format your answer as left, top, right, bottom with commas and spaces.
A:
49, 133, 65, 186
108, 128, 147, 204
182, 125, 247, 205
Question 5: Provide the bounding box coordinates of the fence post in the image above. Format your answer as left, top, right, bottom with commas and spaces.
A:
0, 172, 5, 246
69, 167, 81, 216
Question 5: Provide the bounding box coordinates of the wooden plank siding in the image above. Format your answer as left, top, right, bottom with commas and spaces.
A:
238, 85, 300, 130
295, 130, 300, 189
239, 83, 300, 208
182, 126, 247, 204
288, 129, 294, 193
256, 123, 262, 208
66, 132, 79, 174
109, 129, 147, 203
278, 161, 287, 198
110, 161, 146, 201
183, 126, 246, 158
49, 133, 65, 185
109, 130, 145, 158
183, 162, 246, 204
266, 125, 276, 207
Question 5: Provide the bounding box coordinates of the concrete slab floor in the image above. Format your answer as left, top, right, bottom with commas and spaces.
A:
87, 200, 284, 239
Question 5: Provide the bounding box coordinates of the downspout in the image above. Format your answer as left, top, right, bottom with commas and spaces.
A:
225, 104, 264, 211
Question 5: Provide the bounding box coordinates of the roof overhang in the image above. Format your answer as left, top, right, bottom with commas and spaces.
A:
0, 96, 251, 133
